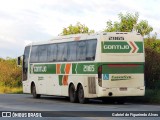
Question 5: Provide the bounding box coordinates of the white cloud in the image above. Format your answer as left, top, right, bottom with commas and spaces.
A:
0, 0, 159, 58
24, 40, 32, 46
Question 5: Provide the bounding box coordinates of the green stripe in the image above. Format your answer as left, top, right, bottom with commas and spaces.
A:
31, 64, 56, 74
30, 62, 144, 74
135, 41, 143, 53
102, 64, 144, 74
72, 63, 97, 74
72, 63, 77, 74
61, 64, 65, 74
59, 75, 63, 86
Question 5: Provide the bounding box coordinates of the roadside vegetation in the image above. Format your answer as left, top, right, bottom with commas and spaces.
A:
0, 12, 160, 104
0, 58, 22, 94
0, 86, 22, 94
142, 36, 160, 104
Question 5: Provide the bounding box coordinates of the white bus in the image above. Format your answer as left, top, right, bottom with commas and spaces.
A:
18, 32, 145, 104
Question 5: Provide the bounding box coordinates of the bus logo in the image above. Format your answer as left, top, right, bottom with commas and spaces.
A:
33, 66, 47, 73
102, 41, 143, 53
103, 45, 130, 50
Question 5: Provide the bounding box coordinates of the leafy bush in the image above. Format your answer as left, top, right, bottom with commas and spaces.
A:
144, 38, 160, 89
127, 89, 160, 104
0, 58, 22, 88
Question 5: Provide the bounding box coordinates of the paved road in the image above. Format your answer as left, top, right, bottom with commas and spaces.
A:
0, 94, 159, 120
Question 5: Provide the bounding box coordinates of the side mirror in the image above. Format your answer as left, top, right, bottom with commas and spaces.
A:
17, 55, 23, 67
17, 56, 21, 65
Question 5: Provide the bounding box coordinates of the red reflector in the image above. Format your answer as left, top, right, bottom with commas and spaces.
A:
108, 64, 139, 67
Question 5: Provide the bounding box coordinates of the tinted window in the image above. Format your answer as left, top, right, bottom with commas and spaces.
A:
23, 46, 30, 81
30, 39, 97, 63
30, 46, 38, 63
68, 42, 77, 61
77, 41, 87, 61
86, 40, 97, 60
57, 43, 68, 61
38, 45, 47, 62
47, 44, 57, 62
24, 46, 30, 68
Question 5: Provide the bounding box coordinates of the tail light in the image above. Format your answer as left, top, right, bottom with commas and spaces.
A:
98, 65, 102, 87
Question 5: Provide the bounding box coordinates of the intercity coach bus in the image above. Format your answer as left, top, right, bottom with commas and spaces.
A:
18, 32, 145, 104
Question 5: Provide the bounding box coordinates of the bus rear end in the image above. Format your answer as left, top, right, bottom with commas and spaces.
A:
98, 32, 145, 97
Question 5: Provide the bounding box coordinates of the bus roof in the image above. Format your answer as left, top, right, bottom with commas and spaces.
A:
26, 32, 141, 46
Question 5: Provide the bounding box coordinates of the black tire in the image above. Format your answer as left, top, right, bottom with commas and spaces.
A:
78, 85, 88, 104
31, 84, 41, 98
69, 84, 78, 103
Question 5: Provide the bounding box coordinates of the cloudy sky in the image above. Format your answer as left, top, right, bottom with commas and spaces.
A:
0, 0, 159, 58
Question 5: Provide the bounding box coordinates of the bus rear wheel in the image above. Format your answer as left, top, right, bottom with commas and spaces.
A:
69, 84, 78, 103
78, 85, 88, 104
31, 84, 41, 98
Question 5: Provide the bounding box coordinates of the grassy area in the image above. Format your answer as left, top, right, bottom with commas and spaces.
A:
144, 89, 160, 103
127, 89, 160, 104
0, 86, 23, 94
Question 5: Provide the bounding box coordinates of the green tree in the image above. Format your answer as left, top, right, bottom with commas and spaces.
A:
104, 12, 153, 36
61, 22, 94, 35
118, 12, 139, 32
106, 20, 120, 32
136, 20, 153, 36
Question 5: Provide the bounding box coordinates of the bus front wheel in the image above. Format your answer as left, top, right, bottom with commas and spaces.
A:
78, 85, 88, 104
31, 84, 41, 98
69, 84, 78, 103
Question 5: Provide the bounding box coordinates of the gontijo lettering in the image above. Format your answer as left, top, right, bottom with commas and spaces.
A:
103, 45, 130, 50
33, 66, 47, 72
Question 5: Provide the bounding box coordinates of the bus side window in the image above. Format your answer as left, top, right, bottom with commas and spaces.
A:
67, 42, 77, 61
86, 40, 97, 60
38, 45, 48, 62
77, 41, 86, 61
57, 43, 68, 61
23, 46, 30, 81
47, 44, 57, 62
30, 46, 38, 63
